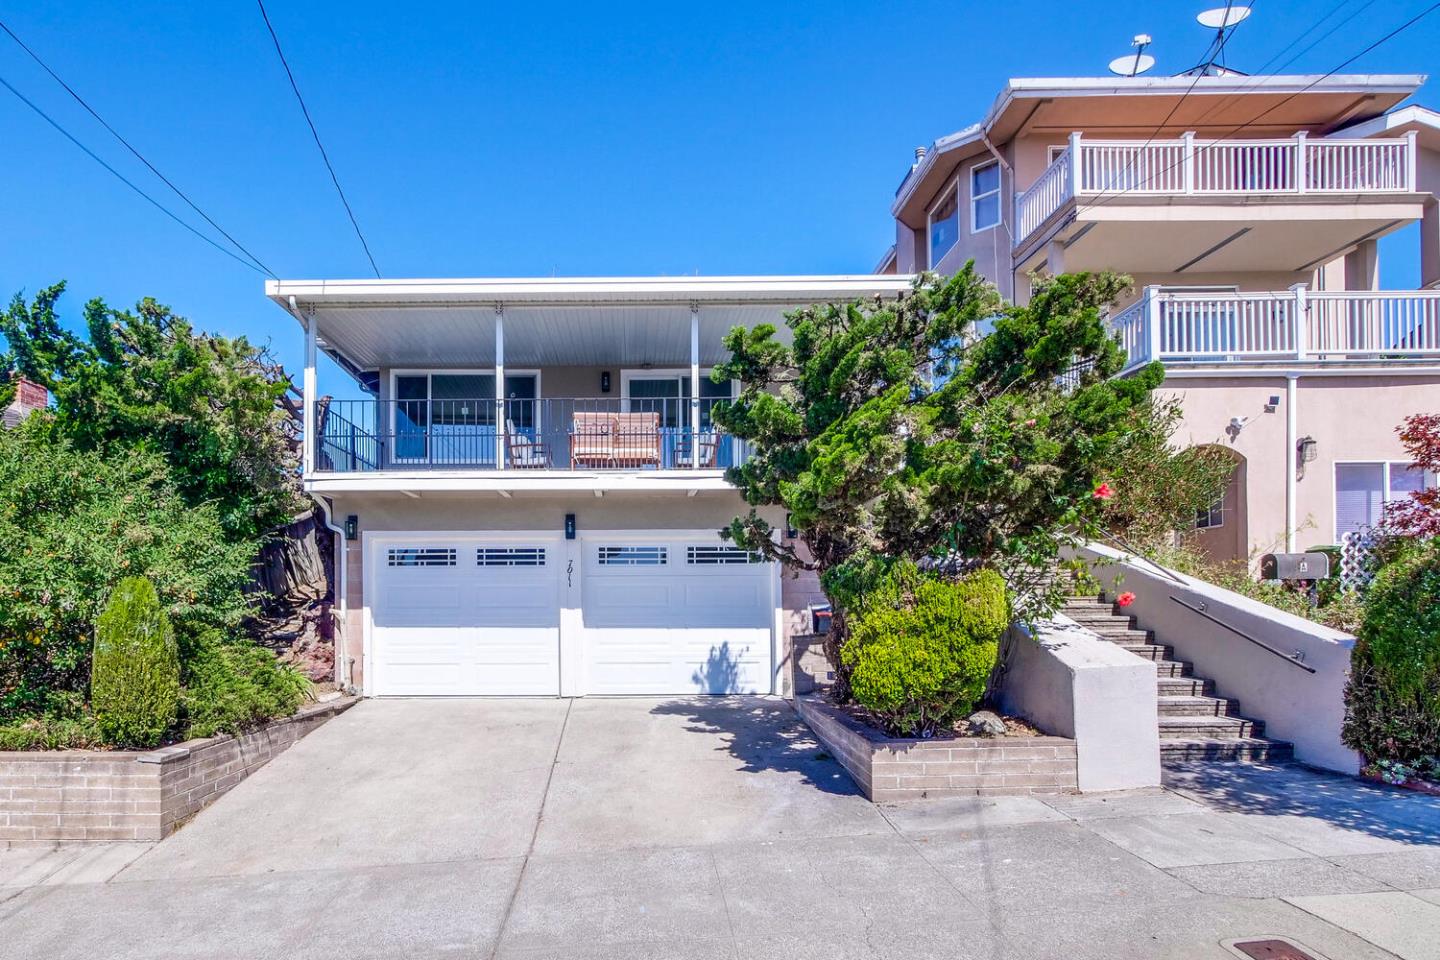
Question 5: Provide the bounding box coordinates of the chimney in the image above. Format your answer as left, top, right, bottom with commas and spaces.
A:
913, 146, 927, 168
3, 377, 48, 428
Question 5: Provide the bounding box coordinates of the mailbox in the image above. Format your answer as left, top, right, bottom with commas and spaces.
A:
1260, 552, 1330, 582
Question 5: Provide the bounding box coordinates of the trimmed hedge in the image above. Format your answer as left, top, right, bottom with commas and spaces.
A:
840, 563, 1009, 737
1343, 540, 1440, 764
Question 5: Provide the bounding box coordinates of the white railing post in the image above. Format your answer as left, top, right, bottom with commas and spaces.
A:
494, 303, 506, 471
690, 303, 702, 469
1182, 131, 1196, 195
1144, 285, 1162, 361
1294, 131, 1308, 193
1068, 132, 1083, 196
1290, 283, 1309, 360
302, 307, 317, 475
1406, 130, 1419, 191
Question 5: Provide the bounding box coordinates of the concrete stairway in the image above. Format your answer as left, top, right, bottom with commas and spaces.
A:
1061, 593, 1294, 764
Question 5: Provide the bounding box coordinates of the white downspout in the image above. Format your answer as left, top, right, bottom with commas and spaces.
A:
313, 496, 350, 691
1285, 373, 1299, 553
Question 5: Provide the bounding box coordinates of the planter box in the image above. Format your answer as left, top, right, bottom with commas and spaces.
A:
0, 697, 354, 842
796, 695, 1077, 802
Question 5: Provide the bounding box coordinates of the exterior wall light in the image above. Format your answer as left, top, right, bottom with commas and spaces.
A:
344, 515, 358, 541
600, 371, 611, 393
1297, 436, 1318, 463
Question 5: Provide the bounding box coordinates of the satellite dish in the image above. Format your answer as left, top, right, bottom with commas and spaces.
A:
1109, 53, 1156, 77
1196, 5, 1251, 28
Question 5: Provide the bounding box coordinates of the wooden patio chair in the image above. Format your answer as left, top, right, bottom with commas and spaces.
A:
611, 411, 662, 468
570, 411, 615, 468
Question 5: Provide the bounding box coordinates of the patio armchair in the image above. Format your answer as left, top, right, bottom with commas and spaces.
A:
505, 419, 550, 469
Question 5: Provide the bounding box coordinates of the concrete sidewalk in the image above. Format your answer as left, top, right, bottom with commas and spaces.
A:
2, 697, 1438, 959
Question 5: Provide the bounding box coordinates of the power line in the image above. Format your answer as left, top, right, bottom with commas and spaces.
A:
0, 71, 266, 275
0, 18, 276, 277
255, 0, 381, 278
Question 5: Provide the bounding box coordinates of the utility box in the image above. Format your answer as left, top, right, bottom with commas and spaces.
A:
1260, 552, 1330, 582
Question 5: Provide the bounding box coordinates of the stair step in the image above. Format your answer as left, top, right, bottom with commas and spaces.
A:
1064, 609, 1133, 624
1158, 677, 1214, 697
1154, 659, 1194, 678
1088, 627, 1154, 642
1161, 737, 1295, 764
1158, 716, 1263, 740
1157, 695, 1240, 718
1119, 643, 1174, 661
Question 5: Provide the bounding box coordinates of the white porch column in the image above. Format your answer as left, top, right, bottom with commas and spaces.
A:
1294, 131, 1308, 193
495, 303, 506, 471
1067, 131, 1082, 196
1181, 131, 1196, 195
302, 306, 317, 475
1290, 283, 1309, 360
1285, 374, 1299, 554
1143, 285, 1162, 363
690, 303, 701, 469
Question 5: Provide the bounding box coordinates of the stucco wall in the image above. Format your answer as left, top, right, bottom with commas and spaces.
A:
1077, 543, 1359, 774
1161, 372, 1440, 561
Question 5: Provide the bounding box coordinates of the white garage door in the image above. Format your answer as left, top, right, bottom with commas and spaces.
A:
581, 537, 774, 695
369, 538, 561, 696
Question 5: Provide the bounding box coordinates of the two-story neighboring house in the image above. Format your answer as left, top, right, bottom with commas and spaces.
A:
883, 73, 1440, 565
269, 276, 910, 697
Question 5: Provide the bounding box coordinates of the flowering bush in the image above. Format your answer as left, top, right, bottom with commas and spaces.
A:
1384, 413, 1440, 538
1115, 591, 1136, 608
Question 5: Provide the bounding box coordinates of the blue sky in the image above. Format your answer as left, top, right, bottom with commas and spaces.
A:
0, 0, 1437, 385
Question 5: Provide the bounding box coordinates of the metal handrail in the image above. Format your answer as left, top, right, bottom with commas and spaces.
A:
1168, 595, 1317, 673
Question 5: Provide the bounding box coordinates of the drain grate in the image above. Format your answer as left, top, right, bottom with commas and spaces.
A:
1232, 940, 1322, 960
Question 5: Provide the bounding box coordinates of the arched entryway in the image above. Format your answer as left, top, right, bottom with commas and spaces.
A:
1193, 446, 1248, 568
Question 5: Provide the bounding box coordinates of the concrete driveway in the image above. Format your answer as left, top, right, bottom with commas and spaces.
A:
3, 698, 1440, 959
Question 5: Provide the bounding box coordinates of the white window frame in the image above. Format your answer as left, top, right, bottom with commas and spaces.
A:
925, 177, 961, 269
388, 368, 543, 465
970, 160, 1002, 234
1332, 459, 1436, 537
1195, 498, 1224, 530
1047, 145, 1067, 165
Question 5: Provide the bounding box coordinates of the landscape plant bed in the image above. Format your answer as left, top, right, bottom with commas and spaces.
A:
0, 696, 354, 842
795, 694, 1077, 803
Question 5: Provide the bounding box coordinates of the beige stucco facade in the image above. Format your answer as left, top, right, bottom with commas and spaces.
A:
1160, 371, 1440, 563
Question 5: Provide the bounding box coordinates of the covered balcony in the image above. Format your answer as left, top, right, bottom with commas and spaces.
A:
1110, 287, 1440, 373
1014, 132, 1423, 275
270, 275, 914, 491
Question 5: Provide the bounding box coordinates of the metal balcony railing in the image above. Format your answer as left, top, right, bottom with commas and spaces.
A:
1014, 132, 1418, 248
313, 397, 749, 473
1109, 287, 1440, 371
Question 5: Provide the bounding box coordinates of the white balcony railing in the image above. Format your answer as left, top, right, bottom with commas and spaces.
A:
1014, 132, 1419, 248
1111, 287, 1440, 371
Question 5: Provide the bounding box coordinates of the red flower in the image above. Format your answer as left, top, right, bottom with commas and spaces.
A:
1093, 482, 1115, 500
1116, 592, 1136, 608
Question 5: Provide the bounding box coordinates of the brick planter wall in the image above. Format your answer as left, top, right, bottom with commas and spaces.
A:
0, 698, 354, 842
796, 696, 1078, 802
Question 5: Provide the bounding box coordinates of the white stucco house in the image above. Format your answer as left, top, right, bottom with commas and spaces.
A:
269, 275, 910, 698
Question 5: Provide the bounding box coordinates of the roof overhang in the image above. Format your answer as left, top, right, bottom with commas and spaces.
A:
1336, 103, 1440, 151
267, 275, 917, 372
893, 74, 1426, 225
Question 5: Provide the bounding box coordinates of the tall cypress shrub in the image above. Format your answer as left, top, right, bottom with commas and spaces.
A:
91, 577, 180, 747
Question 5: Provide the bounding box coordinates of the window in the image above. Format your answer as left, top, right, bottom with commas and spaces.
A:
476, 547, 546, 567
1047, 145, 1067, 165
387, 547, 456, 567
1195, 499, 1224, 529
391, 371, 538, 462
1335, 461, 1434, 537
686, 545, 763, 565
624, 373, 731, 429
927, 182, 959, 268
598, 545, 667, 566
971, 161, 1001, 232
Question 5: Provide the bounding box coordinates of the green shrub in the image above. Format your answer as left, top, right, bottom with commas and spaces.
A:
181, 632, 309, 738
0, 714, 104, 751
840, 563, 1009, 737
90, 577, 180, 747
0, 420, 253, 720
1343, 540, 1440, 764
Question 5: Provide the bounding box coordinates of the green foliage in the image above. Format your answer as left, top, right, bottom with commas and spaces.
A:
0, 420, 253, 719
1344, 540, 1440, 764
90, 578, 180, 748
180, 631, 310, 739
1099, 397, 1235, 550
715, 268, 1163, 631
1, 282, 303, 538
0, 714, 103, 751
840, 563, 1009, 736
